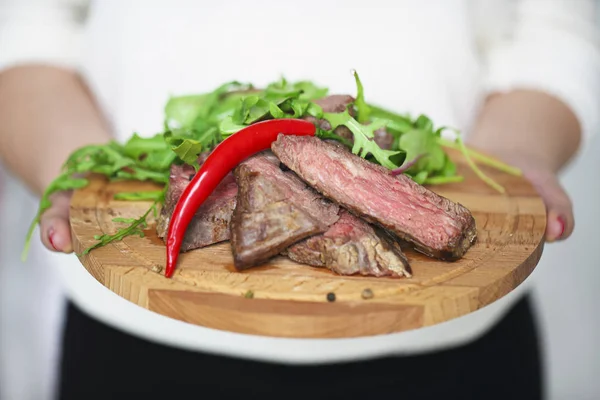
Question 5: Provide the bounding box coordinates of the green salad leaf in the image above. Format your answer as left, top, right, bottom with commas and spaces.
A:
164, 131, 204, 168
114, 190, 165, 201
323, 110, 401, 169
264, 77, 328, 100
352, 70, 371, 123
164, 81, 252, 130
80, 201, 159, 256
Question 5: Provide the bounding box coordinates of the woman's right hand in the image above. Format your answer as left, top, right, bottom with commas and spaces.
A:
0, 66, 112, 256
39, 191, 75, 254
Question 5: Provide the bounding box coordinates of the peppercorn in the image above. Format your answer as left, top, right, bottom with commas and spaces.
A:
361, 288, 374, 299
326, 292, 336, 302
151, 265, 163, 274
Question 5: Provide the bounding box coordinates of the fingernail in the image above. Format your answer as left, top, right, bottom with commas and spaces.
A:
48, 228, 60, 251
548, 216, 566, 242
557, 215, 566, 239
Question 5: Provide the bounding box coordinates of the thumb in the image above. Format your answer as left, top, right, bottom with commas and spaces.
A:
523, 169, 574, 242
39, 191, 74, 253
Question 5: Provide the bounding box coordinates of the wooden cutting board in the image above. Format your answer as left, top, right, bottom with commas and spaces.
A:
70, 149, 546, 339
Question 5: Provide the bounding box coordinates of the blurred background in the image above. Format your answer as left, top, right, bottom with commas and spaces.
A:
1, 2, 599, 400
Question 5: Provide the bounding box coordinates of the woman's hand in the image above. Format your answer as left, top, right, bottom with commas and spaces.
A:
520, 164, 573, 242
468, 89, 581, 242
39, 191, 74, 253
470, 146, 574, 242
0, 66, 112, 255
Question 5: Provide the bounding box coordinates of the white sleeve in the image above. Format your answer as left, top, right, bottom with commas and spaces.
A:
0, 0, 89, 72
481, 0, 600, 146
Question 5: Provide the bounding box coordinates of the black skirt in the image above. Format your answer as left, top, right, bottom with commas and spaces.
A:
57, 295, 543, 400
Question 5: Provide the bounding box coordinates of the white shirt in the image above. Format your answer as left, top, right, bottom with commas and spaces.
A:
1, 0, 599, 364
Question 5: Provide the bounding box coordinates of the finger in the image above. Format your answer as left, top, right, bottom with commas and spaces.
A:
524, 170, 574, 242
39, 191, 74, 253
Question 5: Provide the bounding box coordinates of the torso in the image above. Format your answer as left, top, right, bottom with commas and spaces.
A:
46, 0, 530, 362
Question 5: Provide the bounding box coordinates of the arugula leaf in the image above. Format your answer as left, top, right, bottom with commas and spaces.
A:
352, 70, 371, 123
232, 96, 271, 124
368, 105, 414, 134
437, 137, 522, 176
269, 102, 285, 119
164, 94, 209, 130
195, 81, 250, 121
115, 167, 170, 183
123, 133, 167, 159
265, 77, 328, 100
447, 128, 506, 193
288, 99, 308, 118
315, 128, 354, 148
323, 110, 401, 169
306, 102, 323, 118
218, 116, 247, 137
440, 153, 457, 177
412, 170, 429, 185
114, 190, 165, 201
232, 95, 303, 125
164, 81, 251, 130
424, 175, 464, 185
164, 131, 204, 168
112, 217, 139, 224
123, 133, 177, 171
398, 129, 445, 173
414, 114, 434, 132
80, 202, 157, 256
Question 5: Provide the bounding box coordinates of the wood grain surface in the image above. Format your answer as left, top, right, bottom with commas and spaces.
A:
70, 149, 546, 339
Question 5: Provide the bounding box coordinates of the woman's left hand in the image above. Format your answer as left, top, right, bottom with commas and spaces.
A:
476, 149, 574, 242
467, 89, 581, 243
519, 164, 574, 242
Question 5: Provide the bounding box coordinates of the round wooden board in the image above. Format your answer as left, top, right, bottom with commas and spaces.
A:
70, 149, 546, 339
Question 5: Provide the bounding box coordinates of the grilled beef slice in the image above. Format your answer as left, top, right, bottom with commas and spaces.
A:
306, 95, 394, 150
231, 152, 340, 270
156, 159, 237, 251
286, 210, 412, 277
271, 135, 477, 260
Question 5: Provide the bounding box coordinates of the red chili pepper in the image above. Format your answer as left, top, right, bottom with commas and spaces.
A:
164, 119, 316, 278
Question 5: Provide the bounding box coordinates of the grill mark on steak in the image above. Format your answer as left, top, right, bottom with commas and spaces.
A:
286, 210, 412, 277
156, 153, 237, 251
230, 151, 340, 270
271, 135, 477, 260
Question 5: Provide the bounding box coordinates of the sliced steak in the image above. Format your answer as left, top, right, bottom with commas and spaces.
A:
314, 94, 356, 113
373, 127, 394, 150
231, 152, 340, 270
286, 210, 412, 277
156, 157, 237, 251
271, 135, 477, 260
305, 95, 355, 144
